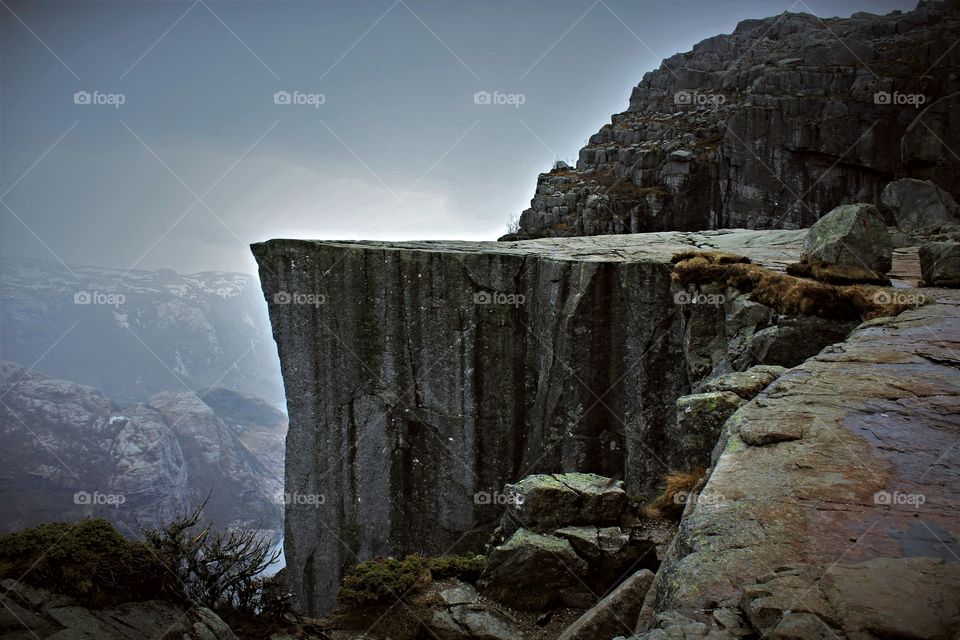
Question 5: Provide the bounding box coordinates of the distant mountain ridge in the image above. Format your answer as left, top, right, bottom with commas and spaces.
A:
0, 361, 285, 538
0, 256, 284, 406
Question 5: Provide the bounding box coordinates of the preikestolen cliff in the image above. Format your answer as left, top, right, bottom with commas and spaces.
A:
2, 1, 960, 639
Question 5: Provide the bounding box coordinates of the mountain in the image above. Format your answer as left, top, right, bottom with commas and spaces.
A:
506, 0, 960, 239
0, 361, 285, 538
0, 256, 284, 407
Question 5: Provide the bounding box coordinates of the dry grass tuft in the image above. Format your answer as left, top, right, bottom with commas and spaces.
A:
671, 251, 916, 321
643, 468, 706, 521
786, 259, 890, 286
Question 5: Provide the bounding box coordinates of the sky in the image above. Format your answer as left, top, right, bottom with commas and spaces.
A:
1, 0, 916, 275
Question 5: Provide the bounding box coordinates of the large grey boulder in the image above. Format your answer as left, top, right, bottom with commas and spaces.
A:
558, 569, 655, 640
919, 241, 960, 287
881, 178, 960, 233
501, 473, 627, 535
481, 529, 593, 610
800, 203, 893, 279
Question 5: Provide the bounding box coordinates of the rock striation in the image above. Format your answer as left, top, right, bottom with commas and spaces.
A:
252, 228, 895, 614
506, 1, 960, 240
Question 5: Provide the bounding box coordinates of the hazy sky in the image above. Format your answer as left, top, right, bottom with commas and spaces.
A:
2, 0, 915, 274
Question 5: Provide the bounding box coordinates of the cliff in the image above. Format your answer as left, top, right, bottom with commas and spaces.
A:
506, 1, 960, 240
252, 229, 910, 614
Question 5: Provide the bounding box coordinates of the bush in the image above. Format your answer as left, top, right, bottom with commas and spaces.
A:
143, 501, 280, 612
0, 504, 281, 615
0, 519, 169, 604
337, 553, 488, 607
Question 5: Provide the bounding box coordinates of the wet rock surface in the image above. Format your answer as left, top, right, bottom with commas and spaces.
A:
634, 288, 960, 638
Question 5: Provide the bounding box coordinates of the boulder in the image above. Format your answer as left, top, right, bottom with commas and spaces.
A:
500, 473, 627, 535
746, 316, 854, 368
799, 203, 893, 281
699, 365, 787, 400
881, 178, 960, 233
553, 526, 652, 592
430, 583, 525, 640
919, 241, 960, 287
557, 569, 655, 640
674, 391, 746, 470
481, 529, 593, 610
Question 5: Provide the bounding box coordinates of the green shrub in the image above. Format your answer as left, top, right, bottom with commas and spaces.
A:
337, 553, 487, 607
426, 553, 486, 581
0, 519, 169, 603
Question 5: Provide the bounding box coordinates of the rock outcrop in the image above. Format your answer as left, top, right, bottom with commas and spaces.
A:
0, 579, 237, 640
251, 229, 902, 614
632, 288, 960, 638
882, 178, 960, 233
505, 2, 960, 240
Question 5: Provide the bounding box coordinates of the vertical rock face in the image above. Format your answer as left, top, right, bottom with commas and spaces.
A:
252, 231, 815, 614
506, 2, 960, 240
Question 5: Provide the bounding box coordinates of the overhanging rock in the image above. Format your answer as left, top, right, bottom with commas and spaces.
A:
252, 229, 812, 614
